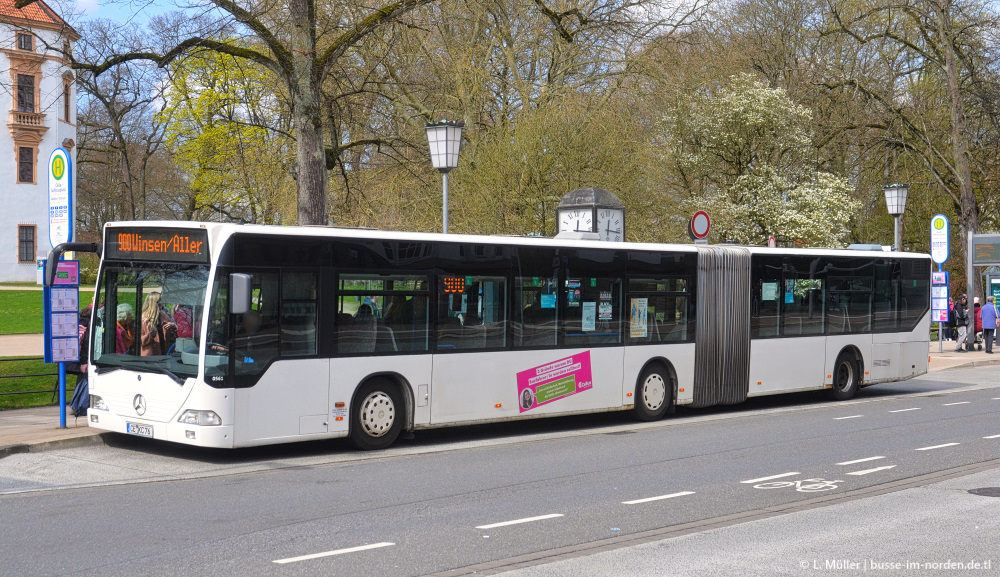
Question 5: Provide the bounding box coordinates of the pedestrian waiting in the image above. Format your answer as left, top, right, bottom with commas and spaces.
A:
981, 296, 999, 354
954, 294, 971, 352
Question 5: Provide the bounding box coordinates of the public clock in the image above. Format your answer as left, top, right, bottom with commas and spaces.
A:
558, 209, 594, 233
597, 208, 625, 242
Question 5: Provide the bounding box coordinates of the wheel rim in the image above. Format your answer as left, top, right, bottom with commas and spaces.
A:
836, 361, 854, 391
642, 373, 666, 411
359, 392, 395, 438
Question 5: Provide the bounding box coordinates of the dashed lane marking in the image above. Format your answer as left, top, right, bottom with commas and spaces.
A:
834, 415, 863, 420
476, 514, 564, 529
623, 491, 695, 505
847, 465, 896, 476
741, 472, 800, 484
889, 408, 921, 413
984, 434, 1000, 439
837, 456, 885, 466
943, 402, 971, 406
916, 443, 960, 451
273, 542, 394, 564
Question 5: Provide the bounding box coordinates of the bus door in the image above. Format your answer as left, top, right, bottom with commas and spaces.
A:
218, 269, 330, 444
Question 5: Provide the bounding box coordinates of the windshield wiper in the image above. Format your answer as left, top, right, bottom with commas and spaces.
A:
118, 360, 186, 385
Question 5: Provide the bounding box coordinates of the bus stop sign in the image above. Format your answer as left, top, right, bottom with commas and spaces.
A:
930, 214, 948, 264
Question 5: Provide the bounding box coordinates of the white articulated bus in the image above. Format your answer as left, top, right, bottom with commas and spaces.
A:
80, 222, 930, 449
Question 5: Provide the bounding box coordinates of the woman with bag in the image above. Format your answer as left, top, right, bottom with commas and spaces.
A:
140, 291, 177, 356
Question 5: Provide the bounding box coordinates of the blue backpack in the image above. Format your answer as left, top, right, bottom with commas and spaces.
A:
70, 377, 89, 417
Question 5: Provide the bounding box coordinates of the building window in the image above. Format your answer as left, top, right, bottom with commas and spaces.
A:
16, 33, 32, 51
18, 225, 36, 263
18, 147, 34, 183
63, 82, 71, 122
17, 74, 35, 113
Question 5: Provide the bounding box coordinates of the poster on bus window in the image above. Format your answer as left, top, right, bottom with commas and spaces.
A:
516, 351, 593, 412
582, 302, 596, 332
630, 298, 648, 338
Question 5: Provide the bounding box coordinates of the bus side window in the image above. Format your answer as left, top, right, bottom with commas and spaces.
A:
627, 278, 689, 344
563, 277, 621, 345
436, 275, 506, 351
513, 276, 558, 348
281, 271, 318, 356
336, 273, 430, 355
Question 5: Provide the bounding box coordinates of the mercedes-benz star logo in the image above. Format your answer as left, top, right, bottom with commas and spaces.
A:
133, 394, 146, 416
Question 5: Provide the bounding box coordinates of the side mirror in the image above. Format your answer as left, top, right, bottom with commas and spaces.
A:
230, 273, 252, 315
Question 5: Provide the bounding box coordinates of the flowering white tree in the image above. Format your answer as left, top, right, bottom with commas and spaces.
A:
663, 73, 860, 247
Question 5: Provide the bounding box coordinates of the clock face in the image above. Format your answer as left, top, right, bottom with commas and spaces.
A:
597, 209, 624, 241
559, 209, 593, 232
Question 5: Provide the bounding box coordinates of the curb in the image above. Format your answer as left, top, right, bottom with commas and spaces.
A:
935, 357, 1000, 372
0, 432, 107, 460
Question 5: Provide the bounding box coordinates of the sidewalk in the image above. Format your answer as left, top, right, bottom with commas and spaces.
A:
0, 341, 998, 458
0, 333, 43, 357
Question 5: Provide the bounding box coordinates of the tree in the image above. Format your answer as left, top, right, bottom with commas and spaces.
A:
661, 73, 861, 246
18, 0, 435, 225
159, 47, 296, 224
75, 19, 175, 229
823, 0, 999, 294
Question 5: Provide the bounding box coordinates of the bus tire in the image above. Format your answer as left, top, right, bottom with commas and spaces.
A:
349, 378, 403, 450
829, 352, 860, 401
633, 364, 671, 421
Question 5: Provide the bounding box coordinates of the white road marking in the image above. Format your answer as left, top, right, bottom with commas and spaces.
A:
273, 542, 394, 564
623, 491, 695, 505
916, 443, 960, 451
837, 456, 885, 466
943, 402, 971, 406
889, 408, 921, 413
984, 434, 1000, 439
847, 465, 896, 476
741, 472, 800, 484
476, 514, 564, 529
834, 415, 863, 420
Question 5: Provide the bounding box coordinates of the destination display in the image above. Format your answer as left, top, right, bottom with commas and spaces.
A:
972, 234, 1000, 266
105, 227, 209, 263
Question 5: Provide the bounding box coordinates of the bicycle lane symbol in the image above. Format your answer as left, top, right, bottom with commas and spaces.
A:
753, 478, 843, 492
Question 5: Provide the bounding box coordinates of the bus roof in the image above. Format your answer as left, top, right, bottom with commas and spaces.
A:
102, 221, 930, 260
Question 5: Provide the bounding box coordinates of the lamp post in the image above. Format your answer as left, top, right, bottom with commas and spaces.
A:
425, 120, 464, 234
883, 183, 909, 251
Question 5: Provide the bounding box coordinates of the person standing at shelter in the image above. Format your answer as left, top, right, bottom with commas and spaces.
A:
947, 297, 956, 340
974, 297, 983, 346
982, 296, 999, 354
954, 294, 970, 352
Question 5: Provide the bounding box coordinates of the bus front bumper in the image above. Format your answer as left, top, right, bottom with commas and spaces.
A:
86, 410, 235, 448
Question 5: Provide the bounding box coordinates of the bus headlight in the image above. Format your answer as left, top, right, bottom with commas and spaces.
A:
177, 410, 222, 426
91, 395, 108, 411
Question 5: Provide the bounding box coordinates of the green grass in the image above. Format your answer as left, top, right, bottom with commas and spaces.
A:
0, 356, 75, 410
0, 290, 94, 335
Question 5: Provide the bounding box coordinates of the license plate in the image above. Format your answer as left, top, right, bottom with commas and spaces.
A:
126, 422, 153, 438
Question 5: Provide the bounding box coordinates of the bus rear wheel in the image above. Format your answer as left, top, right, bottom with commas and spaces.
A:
632, 364, 671, 421
350, 379, 403, 450
829, 352, 860, 401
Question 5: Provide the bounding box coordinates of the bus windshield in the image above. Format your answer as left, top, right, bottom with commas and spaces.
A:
91, 262, 211, 383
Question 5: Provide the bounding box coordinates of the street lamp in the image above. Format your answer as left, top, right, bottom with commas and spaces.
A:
884, 183, 909, 251
425, 120, 464, 234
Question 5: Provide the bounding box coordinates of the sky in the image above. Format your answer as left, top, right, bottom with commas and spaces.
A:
54, 0, 172, 26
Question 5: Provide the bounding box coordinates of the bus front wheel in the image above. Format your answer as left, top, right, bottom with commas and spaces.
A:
632, 364, 671, 421
350, 378, 404, 450
829, 352, 860, 401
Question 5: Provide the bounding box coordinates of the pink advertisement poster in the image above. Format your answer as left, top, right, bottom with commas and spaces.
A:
516, 351, 593, 412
